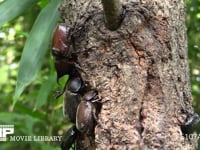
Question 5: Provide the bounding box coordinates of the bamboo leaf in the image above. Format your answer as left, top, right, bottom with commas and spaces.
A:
0, 0, 39, 27
14, 0, 61, 105
34, 75, 56, 110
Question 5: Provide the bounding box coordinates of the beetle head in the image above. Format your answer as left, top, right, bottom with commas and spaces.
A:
67, 77, 82, 93
83, 90, 98, 101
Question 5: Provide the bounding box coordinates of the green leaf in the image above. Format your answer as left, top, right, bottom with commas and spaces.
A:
0, 112, 40, 135
0, 112, 24, 123
15, 103, 46, 120
34, 75, 56, 111
0, 0, 39, 27
14, 0, 61, 105
41, 144, 61, 150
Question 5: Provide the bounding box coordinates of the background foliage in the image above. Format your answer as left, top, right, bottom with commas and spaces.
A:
0, 0, 70, 149
187, 0, 200, 113
0, 0, 199, 149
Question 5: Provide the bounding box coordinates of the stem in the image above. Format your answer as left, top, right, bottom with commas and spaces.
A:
101, 0, 123, 30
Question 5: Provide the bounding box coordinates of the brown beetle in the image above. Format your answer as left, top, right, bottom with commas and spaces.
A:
54, 58, 78, 82
52, 21, 90, 98
52, 24, 72, 59
51, 24, 79, 82
76, 90, 100, 134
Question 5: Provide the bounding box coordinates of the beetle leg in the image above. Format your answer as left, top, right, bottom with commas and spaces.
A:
54, 90, 65, 99
92, 106, 98, 122
54, 79, 69, 99
91, 98, 101, 103
92, 105, 104, 130
74, 62, 87, 75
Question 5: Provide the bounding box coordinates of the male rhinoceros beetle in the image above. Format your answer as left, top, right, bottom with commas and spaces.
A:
52, 24, 72, 59
52, 24, 79, 82
61, 125, 79, 150
76, 90, 100, 134
52, 24, 83, 98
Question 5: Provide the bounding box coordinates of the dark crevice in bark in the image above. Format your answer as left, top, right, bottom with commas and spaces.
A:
138, 101, 144, 135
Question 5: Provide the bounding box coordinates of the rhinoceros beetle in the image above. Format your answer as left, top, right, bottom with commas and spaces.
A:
76, 90, 101, 134
181, 113, 200, 136
52, 24, 79, 82
52, 24, 72, 58
61, 125, 79, 150
62, 77, 85, 123
52, 12, 93, 80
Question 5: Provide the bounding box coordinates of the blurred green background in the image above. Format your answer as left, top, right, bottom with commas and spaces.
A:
0, 0, 199, 149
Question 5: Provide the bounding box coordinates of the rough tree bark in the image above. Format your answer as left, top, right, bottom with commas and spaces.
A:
59, 0, 197, 149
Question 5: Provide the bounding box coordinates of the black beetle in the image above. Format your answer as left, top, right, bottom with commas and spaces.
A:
62, 77, 84, 123
76, 90, 100, 134
181, 113, 200, 135
61, 125, 79, 150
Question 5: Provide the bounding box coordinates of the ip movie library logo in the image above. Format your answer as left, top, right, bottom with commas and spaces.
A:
0, 125, 14, 141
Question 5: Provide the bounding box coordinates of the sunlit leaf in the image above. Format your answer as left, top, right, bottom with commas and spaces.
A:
0, 0, 39, 27
14, 0, 61, 105
0, 65, 8, 83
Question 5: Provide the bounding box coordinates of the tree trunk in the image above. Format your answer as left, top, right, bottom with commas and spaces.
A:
60, 0, 197, 149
